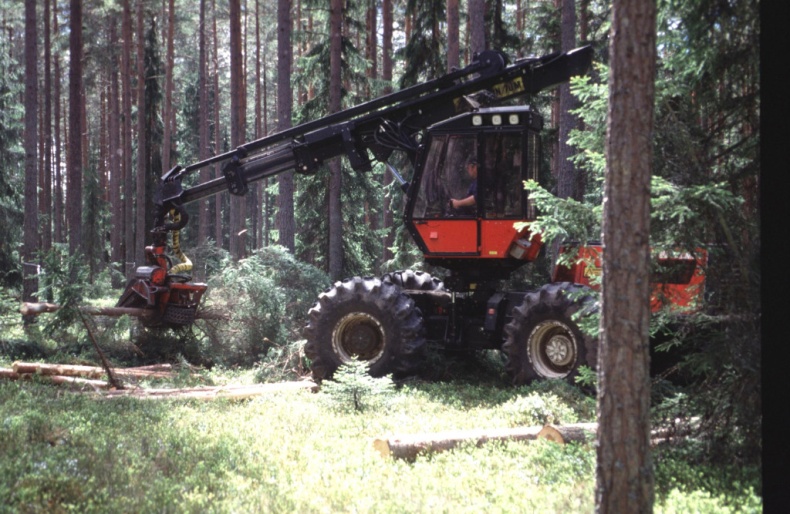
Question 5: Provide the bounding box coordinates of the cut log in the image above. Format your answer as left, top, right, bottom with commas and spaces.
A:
19, 302, 154, 318
0, 368, 21, 380
13, 362, 106, 379
537, 423, 598, 444
11, 362, 176, 380
46, 375, 111, 390
99, 381, 318, 400
19, 302, 228, 320
125, 364, 174, 372
0, 369, 109, 389
373, 425, 546, 461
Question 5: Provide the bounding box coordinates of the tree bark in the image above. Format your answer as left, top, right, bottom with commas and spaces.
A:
276, 0, 295, 253
23, 0, 38, 306
41, 0, 53, 258
162, 0, 175, 173
447, 0, 460, 71
328, 0, 343, 280
380, 0, 394, 266
557, 0, 581, 201
198, 0, 210, 250
121, 0, 134, 276
108, 18, 123, 287
229, 0, 247, 260
67, 0, 84, 257
52, 2, 64, 245
467, 0, 486, 59
596, 0, 657, 511
135, 0, 147, 267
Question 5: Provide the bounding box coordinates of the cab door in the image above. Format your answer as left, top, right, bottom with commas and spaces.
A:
410, 134, 480, 256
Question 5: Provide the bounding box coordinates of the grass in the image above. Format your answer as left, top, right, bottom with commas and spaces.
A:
0, 371, 761, 513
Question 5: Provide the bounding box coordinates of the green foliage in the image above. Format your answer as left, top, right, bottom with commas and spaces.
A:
654, 443, 762, 513
518, 179, 601, 248
498, 392, 579, 426
0, 30, 23, 289
318, 358, 396, 413
573, 365, 598, 391
0, 378, 759, 512
195, 246, 330, 370
397, 0, 446, 88
37, 245, 89, 333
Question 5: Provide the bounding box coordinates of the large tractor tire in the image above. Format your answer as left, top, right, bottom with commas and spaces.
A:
381, 269, 445, 292
502, 282, 598, 385
303, 277, 426, 381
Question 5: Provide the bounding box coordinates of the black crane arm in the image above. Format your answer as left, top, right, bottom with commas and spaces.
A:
154, 45, 593, 233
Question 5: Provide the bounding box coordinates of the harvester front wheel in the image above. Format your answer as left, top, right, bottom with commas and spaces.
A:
303, 277, 425, 381
503, 282, 598, 385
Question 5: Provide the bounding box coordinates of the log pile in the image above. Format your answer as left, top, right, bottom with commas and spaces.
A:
0, 361, 178, 390
0, 361, 318, 400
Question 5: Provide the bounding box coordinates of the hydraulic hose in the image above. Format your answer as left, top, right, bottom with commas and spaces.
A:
168, 209, 193, 275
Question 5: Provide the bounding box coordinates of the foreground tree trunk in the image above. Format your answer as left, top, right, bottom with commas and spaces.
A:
596, 0, 657, 512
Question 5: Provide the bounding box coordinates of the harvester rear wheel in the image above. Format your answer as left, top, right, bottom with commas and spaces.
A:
381, 269, 445, 292
503, 282, 598, 385
303, 277, 425, 381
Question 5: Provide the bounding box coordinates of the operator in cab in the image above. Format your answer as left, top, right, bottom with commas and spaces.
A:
450, 157, 479, 213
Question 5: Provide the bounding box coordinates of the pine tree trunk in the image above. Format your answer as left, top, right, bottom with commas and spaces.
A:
468, 0, 486, 57
162, 0, 175, 173
229, 0, 246, 260
596, 0, 657, 512
328, 0, 343, 280
41, 0, 53, 258
557, 0, 581, 201
135, 0, 147, 268
197, 0, 210, 250
109, 17, 123, 288
67, 0, 83, 257
23, 0, 38, 306
122, 0, 134, 275
212, 0, 223, 250
276, 0, 295, 253
381, 0, 394, 265
447, 0, 460, 71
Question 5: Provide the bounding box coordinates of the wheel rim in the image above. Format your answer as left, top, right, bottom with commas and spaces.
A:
527, 320, 578, 378
332, 312, 386, 364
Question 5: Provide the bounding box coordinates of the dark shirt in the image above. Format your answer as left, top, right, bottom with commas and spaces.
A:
467, 180, 478, 204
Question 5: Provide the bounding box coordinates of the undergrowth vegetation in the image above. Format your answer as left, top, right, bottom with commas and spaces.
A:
0, 375, 760, 513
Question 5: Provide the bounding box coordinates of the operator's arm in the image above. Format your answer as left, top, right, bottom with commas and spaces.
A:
451, 195, 475, 209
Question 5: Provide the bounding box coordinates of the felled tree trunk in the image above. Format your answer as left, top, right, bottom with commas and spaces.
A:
19, 302, 227, 320
537, 423, 598, 444
11, 362, 175, 380
373, 426, 546, 461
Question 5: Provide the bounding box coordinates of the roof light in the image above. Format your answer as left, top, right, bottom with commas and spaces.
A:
492, 114, 502, 126
472, 115, 483, 126
509, 114, 519, 125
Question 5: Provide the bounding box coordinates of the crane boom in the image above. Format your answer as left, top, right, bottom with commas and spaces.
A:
157, 47, 593, 224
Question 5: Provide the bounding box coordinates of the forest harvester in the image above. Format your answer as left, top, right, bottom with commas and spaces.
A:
117, 45, 706, 384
